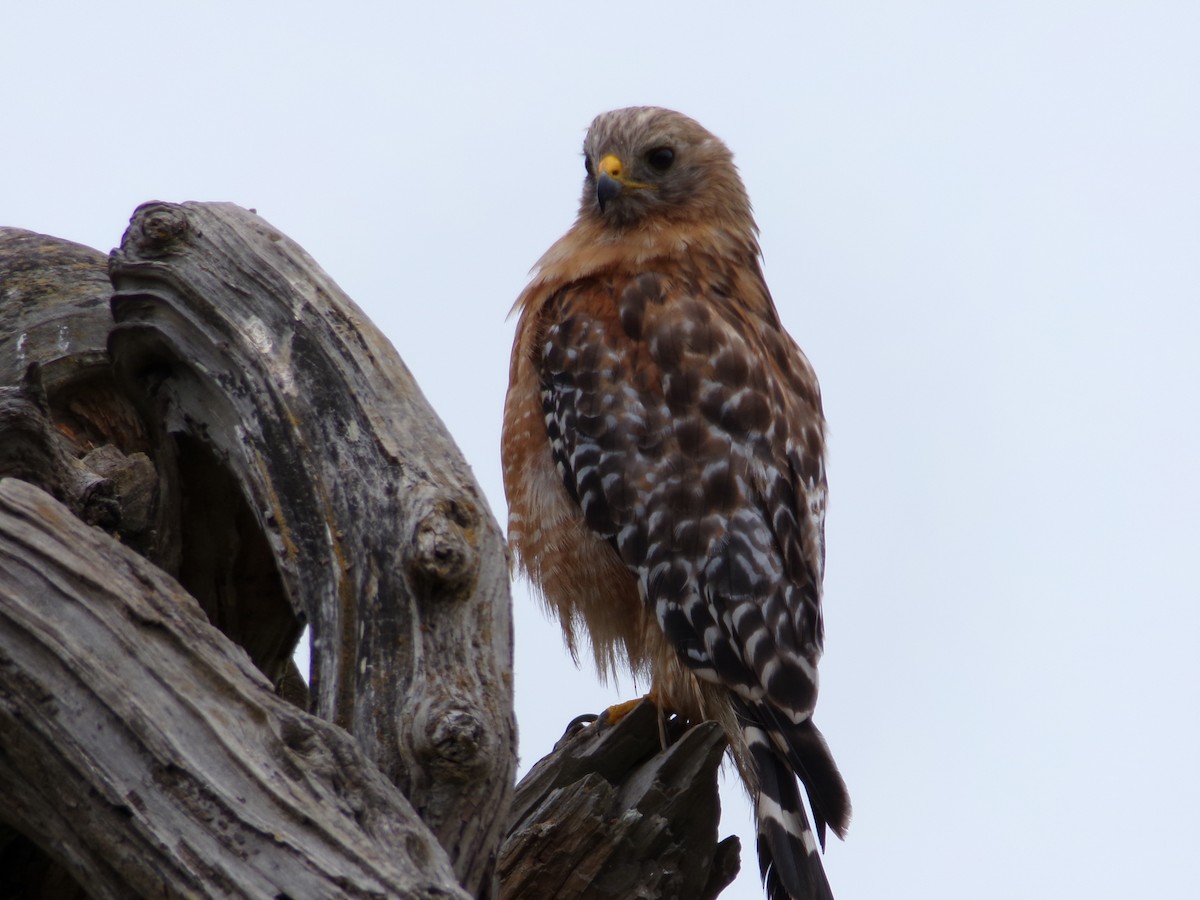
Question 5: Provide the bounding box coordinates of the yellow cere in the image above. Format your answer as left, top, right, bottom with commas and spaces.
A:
598, 153, 654, 190
599, 154, 624, 178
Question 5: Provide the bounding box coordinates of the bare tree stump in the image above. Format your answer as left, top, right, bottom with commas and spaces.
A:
0, 210, 742, 899
0, 477, 471, 899
104, 202, 515, 894
0, 210, 515, 897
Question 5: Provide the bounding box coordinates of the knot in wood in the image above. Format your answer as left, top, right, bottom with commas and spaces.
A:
409, 498, 479, 599
279, 715, 318, 755
132, 205, 189, 255
414, 701, 488, 780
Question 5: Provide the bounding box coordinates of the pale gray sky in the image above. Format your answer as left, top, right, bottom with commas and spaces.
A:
3, 3, 1197, 898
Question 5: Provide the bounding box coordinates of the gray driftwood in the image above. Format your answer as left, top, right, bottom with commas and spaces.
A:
105, 204, 516, 895
0, 477, 469, 900
0, 210, 741, 899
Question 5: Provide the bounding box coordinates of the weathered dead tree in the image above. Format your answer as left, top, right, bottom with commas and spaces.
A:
0, 477, 467, 899
0, 207, 740, 899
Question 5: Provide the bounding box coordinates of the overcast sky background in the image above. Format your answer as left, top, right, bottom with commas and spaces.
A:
3, 3, 1198, 898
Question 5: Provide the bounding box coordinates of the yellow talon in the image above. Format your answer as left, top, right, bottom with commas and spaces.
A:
598, 687, 665, 728
599, 695, 644, 726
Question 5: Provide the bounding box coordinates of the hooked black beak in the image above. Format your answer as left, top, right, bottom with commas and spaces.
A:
596, 172, 623, 212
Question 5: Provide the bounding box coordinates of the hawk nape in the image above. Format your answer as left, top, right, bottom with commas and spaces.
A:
502, 106, 850, 900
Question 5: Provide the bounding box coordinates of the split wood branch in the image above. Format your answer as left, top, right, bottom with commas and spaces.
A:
0, 477, 470, 900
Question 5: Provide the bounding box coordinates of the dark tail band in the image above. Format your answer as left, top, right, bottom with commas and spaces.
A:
746, 723, 836, 900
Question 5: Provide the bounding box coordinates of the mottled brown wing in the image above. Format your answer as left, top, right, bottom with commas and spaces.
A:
539, 271, 828, 723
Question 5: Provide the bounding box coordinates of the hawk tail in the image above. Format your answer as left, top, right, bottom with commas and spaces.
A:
781, 716, 851, 849
746, 723, 841, 900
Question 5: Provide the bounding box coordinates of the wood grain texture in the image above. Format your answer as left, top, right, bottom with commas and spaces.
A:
104, 202, 515, 895
0, 227, 112, 391
0, 477, 469, 900
500, 701, 741, 900
0, 209, 742, 899
0, 228, 154, 548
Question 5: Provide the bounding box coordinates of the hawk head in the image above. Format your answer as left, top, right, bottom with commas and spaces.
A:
579, 107, 756, 235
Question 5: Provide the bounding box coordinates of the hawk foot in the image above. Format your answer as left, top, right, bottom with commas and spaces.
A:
596, 687, 667, 730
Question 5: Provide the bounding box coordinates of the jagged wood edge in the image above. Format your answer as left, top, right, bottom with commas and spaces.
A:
499, 701, 742, 900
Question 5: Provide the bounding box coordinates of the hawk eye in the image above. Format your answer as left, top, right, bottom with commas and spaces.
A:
584, 155, 594, 178
646, 146, 675, 172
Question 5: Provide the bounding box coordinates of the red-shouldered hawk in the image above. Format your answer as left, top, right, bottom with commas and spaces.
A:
502, 107, 850, 900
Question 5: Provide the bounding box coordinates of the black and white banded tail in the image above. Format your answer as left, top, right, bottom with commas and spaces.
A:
745, 721, 849, 900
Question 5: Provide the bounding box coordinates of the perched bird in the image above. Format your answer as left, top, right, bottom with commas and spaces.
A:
502, 106, 850, 900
